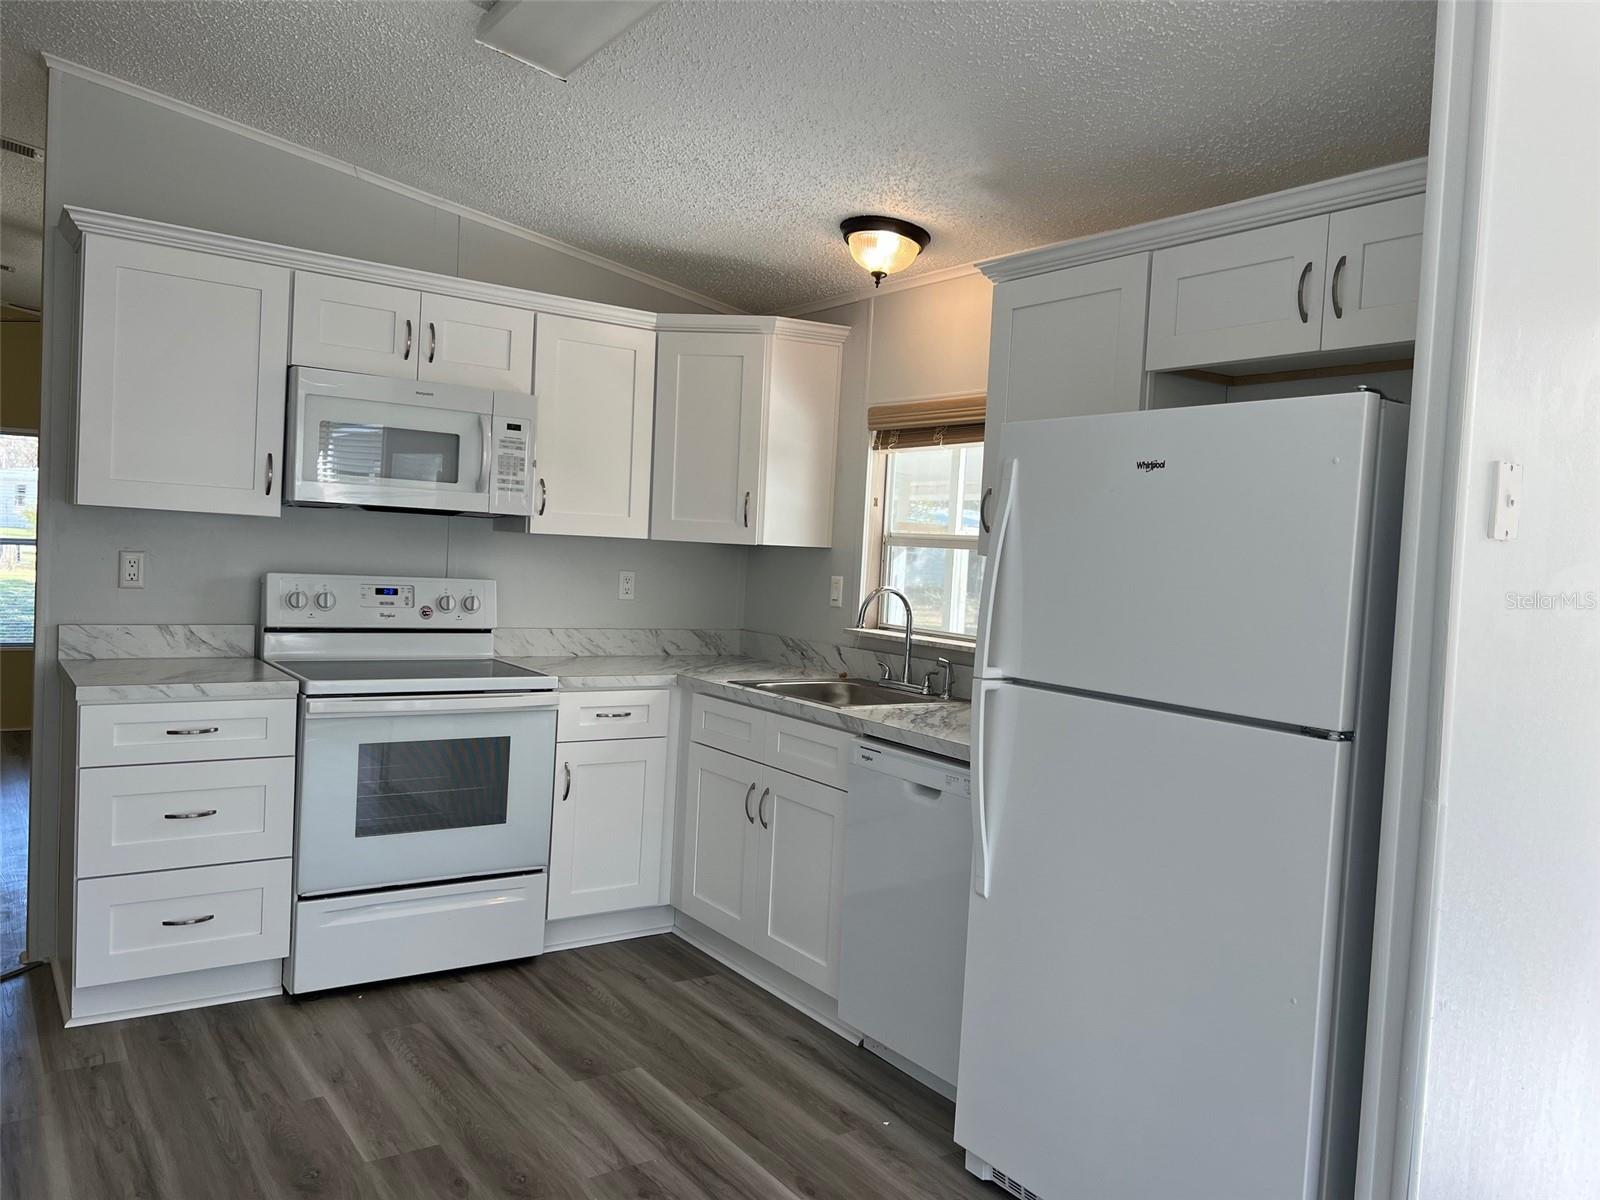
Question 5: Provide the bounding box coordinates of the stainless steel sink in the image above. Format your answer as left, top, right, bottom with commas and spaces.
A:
731, 678, 943, 708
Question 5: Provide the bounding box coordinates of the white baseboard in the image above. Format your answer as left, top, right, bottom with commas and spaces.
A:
542, 905, 675, 952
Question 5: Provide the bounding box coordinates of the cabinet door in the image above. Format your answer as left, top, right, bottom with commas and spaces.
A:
291, 272, 421, 378
548, 738, 667, 920
419, 293, 535, 392
978, 253, 1150, 551
752, 767, 846, 996
1321, 195, 1425, 352
651, 331, 765, 545
530, 314, 656, 539
1145, 215, 1329, 371
75, 235, 290, 517
678, 743, 761, 944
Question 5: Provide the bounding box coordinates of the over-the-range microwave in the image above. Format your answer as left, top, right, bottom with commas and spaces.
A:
285, 366, 532, 516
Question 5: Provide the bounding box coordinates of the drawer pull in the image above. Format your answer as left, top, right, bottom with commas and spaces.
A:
163, 809, 219, 820
161, 914, 215, 927
596, 711, 634, 719
166, 726, 220, 736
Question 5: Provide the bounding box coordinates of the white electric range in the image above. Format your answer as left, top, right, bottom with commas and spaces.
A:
260, 572, 557, 994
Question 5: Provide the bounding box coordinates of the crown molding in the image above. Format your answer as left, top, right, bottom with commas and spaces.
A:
41, 54, 743, 316
980, 157, 1429, 284
778, 261, 984, 317
61, 206, 671, 331
653, 313, 851, 346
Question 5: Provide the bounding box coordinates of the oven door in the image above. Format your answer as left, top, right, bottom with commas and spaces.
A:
296, 692, 556, 896
287, 367, 494, 513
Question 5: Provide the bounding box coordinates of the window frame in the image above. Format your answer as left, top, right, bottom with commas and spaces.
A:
0, 429, 40, 650
861, 441, 983, 642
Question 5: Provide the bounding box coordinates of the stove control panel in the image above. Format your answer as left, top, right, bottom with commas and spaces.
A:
262, 574, 496, 630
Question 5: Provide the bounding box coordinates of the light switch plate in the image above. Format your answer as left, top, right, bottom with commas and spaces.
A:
1491, 461, 1522, 540
829, 576, 844, 607
618, 570, 636, 600
119, 550, 146, 589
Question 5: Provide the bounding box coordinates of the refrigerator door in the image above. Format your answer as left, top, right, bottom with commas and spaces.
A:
956, 683, 1351, 1200
981, 391, 1386, 732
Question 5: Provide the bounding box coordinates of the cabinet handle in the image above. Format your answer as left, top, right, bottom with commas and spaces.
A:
403, 318, 413, 360
757, 787, 772, 830
264, 452, 273, 497
1296, 261, 1312, 324
536, 478, 547, 517
1330, 254, 1347, 319
163, 809, 218, 820
743, 491, 751, 528
743, 782, 757, 824
165, 727, 220, 736
428, 321, 437, 363
979, 486, 994, 533
561, 762, 571, 802
162, 914, 215, 927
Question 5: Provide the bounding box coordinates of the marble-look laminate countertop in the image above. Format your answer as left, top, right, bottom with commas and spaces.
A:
502, 654, 971, 762
60, 657, 301, 703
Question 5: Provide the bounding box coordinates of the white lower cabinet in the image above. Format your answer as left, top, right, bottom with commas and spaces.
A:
548, 738, 668, 920
681, 707, 850, 997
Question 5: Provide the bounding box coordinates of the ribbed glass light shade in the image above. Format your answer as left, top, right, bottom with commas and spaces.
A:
840, 216, 931, 285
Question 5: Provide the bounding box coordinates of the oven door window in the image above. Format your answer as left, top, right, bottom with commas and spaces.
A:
355, 735, 508, 838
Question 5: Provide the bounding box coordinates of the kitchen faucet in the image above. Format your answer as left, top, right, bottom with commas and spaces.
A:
856, 586, 953, 699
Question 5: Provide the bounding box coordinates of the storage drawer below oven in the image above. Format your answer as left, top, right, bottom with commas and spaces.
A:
286, 873, 547, 994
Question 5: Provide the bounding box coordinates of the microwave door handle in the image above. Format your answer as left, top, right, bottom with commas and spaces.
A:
480, 414, 492, 493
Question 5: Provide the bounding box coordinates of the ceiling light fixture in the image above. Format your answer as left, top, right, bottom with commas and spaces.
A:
475, 0, 661, 82
840, 215, 931, 288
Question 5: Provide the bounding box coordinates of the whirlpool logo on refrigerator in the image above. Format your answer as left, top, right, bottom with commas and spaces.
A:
1135, 459, 1167, 472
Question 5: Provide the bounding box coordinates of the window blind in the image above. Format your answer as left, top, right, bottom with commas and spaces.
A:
867, 394, 985, 450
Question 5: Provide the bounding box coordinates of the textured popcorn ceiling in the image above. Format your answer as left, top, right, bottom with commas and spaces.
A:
0, 1, 1435, 313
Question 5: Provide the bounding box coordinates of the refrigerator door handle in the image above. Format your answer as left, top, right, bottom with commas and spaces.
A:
974, 459, 1018, 679
971, 678, 1001, 898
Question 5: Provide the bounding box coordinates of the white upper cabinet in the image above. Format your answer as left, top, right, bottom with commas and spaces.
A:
291, 273, 535, 392
1322, 195, 1426, 352
651, 318, 846, 547
1145, 215, 1329, 371
75, 235, 290, 517
291, 273, 420, 378
419, 293, 536, 392
530, 314, 656, 539
978, 252, 1149, 550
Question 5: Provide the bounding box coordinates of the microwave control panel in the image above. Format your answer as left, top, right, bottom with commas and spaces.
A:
491, 412, 532, 518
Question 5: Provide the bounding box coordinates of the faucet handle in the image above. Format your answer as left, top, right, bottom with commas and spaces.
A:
876, 660, 893, 682
926, 657, 954, 699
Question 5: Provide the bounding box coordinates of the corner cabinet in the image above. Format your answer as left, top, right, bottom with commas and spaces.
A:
74, 234, 291, 517
529, 314, 656, 540
978, 252, 1150, 551
651, 316, 848, 547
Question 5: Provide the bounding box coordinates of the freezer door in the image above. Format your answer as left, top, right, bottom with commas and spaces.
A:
984, 391, 1389, 732
956, 684, 1352, 1200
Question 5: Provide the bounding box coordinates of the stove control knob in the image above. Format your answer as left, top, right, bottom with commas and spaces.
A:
314, 590, 337, 611
436, 593, 456, 613
461, 593, 481, 614
285, 589, 309, 611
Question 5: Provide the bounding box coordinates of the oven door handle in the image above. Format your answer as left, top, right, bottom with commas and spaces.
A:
303, 693, 558, 718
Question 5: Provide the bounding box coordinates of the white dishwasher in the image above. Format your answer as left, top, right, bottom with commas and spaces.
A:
839, 739, 972, 1089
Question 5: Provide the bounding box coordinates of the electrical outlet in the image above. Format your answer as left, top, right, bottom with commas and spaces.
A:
119, 550, 146, 589
618, 570, 636, 601
829, 576, 844, 607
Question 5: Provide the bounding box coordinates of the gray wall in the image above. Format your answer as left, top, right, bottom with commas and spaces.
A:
27, 69, 739, 955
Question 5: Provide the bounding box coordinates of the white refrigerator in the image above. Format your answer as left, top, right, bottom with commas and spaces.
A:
956, 391, 1408, 1200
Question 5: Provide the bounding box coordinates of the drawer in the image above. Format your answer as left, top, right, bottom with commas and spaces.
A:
558, 689, 670, 742
78, 698, 297, 767
287, 873, 546, 994
77, 758, 295, 878
75, 859, 291, 988
689, 694, 768, 759
765, 713, 852, 789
